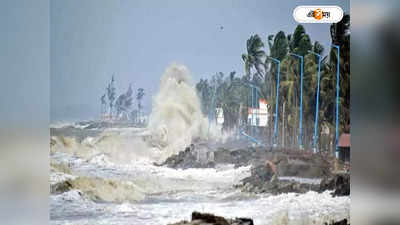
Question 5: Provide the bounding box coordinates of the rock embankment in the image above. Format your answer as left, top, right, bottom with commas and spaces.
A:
159, 145, 331, 178
168, 211, 253, 225
236, 160, 350, 196
168, 211, 349, 225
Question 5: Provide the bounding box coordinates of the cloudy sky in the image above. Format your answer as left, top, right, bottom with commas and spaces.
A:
51, 0, 349, 122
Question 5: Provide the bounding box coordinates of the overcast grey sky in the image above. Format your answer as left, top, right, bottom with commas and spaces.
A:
50, 0, 349, 122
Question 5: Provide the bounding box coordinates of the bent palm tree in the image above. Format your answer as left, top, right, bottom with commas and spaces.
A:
242, 34, 265, 78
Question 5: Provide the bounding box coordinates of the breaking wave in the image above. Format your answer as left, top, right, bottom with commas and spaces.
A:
51, 176, 145, 203
147, 63, 219, 159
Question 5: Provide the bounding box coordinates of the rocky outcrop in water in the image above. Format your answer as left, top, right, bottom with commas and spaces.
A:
168, 211, 253, 225
325, 219, 349, 225
157, 144, 215, 169
236, 161, 319, 194
320, 173, 350, 196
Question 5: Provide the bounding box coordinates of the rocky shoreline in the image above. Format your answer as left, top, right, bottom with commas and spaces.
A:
159, 144, 331, 176
235, 159, 350, 196
168, 211, 349, 225
158, 143, 350, 197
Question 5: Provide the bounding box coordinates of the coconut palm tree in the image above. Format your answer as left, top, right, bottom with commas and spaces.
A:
242, 34, 265, 78
106, 75, 116, 118
136, 88, 145, 123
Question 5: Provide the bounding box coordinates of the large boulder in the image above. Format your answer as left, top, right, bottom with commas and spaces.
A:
158, 144, 215, 169
237, 160, 320, 194
168, 211, 253, 225
325, 219, 349, 225
241, 160, 276, 187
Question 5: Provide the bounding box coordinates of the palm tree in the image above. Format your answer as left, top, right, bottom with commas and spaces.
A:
136, 88, 145, 123
242, 34, 265, 78
106, 75, 116, 118
265, 31, 289, 105
115, 84, 134, 120
100, 93, 107, 118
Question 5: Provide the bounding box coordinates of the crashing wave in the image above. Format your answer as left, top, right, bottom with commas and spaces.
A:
50, 176, 144, 203
147, 63, 210, 159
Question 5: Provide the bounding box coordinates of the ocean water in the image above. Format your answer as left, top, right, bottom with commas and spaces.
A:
50, 130, 349, 225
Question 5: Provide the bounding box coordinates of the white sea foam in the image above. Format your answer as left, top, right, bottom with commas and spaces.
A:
50, 148, 349, 225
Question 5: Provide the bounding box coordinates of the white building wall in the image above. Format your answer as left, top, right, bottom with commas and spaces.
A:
248, 99, 270, 127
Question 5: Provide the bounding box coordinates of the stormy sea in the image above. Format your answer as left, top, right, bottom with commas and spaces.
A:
50, 64, 349, 225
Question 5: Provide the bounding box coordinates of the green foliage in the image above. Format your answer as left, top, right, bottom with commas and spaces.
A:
115, 83, 134, 116
136, 88, 145, 112
106, 75, 116, 116
195, 17, 350, 150
270, 31, 288, 60
242, 34, 265, 77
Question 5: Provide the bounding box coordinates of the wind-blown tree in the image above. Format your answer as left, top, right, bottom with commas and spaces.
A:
115, 95, 125, 117
265, 31, 289, 99
280, 56, 302, 147
100, 93, 107, 117
242, 34, 265, 78
262, 25, 314, 148
196, 78, 213, 115
130, 109, 138, 123
213, 71, 249, 131
115, 83, 134, 119
194, 18, 350, 150
196, 71, 250, 132
313, 41, 324, 56
106, 75, 116, 117
136, 88, 145, 123
330, 13, 350, 132
124, 84, 133, 110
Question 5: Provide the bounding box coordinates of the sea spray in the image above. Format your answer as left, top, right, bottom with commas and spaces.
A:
50, 63, 227, 164
148, 63, 211, 158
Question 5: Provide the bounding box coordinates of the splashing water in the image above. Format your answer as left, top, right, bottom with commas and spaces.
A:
148, 63, 213, 159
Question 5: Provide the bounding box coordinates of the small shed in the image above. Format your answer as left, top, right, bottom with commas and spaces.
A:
338, 133, 350, 162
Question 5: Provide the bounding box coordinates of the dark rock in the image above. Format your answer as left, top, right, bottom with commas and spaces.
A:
238, 160, 320, 194
241, 161, 275, 188
160, 145, 331, 181
214, 148, 259, 168
191, 211, 230, 225
320, 173, 350, 196
168, 211, 253, 225
325, 219, 349, 225
51, 180, 73, 194
262, 178, 319, 194
159, 145, 215, 169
